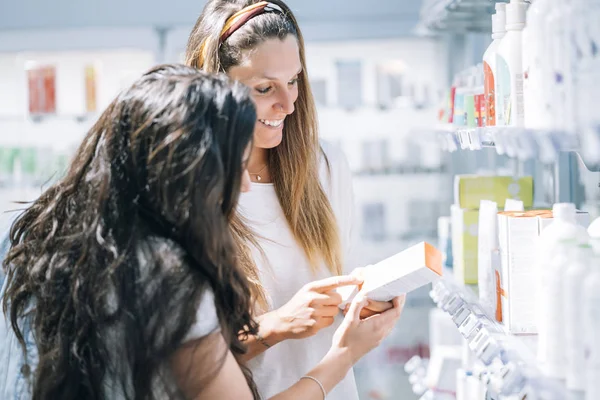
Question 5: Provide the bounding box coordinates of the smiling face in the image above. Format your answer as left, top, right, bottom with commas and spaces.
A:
228, 35, 301, 150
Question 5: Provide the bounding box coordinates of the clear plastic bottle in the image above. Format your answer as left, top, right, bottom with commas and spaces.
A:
536, 203, 589, 379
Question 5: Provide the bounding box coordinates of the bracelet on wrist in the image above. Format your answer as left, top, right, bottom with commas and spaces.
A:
255, 331, 271, 348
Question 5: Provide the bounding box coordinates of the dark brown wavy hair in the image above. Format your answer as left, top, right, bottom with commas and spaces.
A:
2, 64, 259, 400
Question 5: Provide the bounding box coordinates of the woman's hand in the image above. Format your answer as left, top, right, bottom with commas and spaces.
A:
345, 267, 395, 319
329, 293, 406, 366
268, 275, 363, 341
344, 298, 395, 319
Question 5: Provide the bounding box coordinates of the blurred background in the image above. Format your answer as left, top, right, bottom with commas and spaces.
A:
2, 0, 599, 399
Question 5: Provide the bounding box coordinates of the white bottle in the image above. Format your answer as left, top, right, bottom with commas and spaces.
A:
522, 0, 553, 131
571, 0, 589, 132
546, 0, 576, 134
536, 203, 589, 379
584, 217, 600, 400
564, 243, 592, 393
483, 3, 507, 127
496, 0, 528, 128
575, 0, 600, 135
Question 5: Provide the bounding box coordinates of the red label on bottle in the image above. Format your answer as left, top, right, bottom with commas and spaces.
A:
483, 61, 495, 126
448, 86, 456, 124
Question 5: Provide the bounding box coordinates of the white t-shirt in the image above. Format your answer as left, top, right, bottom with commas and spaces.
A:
183, 290, 220, 342
238, 141, 359, 400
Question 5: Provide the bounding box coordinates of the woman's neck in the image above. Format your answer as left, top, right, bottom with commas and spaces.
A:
248, 147, 271, 183
248, 147, 269, 173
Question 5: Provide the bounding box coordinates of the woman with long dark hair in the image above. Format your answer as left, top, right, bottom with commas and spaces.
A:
0, 64, 400, 400
1, 64, 260, 399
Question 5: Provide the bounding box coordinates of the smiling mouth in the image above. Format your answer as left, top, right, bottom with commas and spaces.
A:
259, 119, 284, 128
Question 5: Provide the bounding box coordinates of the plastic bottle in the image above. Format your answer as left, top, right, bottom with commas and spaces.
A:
571, 0, 588, 133
483, 3, 507, 127
574, 0, 600, 136
536, 203, 589, 379
564, 243, 592, 393
522, 0, 553, 131
584, 217, 600, 400
496, 0, 528, 128
546, 0, 576, 134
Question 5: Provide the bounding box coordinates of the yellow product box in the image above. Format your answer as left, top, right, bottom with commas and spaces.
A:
451, 205, 479, 285
454, 175, 534, 210
337, 242, 442, 307
497, 210, 590, 334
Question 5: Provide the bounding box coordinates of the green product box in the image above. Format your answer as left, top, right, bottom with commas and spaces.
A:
454, 175, 534, 210
451, 205, 479, 284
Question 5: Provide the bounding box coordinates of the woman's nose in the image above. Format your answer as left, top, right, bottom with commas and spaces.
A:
276, 90, 295, 115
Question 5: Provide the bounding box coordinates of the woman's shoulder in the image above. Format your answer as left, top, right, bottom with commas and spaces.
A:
318, 140, 352, 195
136, 233, 220, 343
319, 140, 347, 168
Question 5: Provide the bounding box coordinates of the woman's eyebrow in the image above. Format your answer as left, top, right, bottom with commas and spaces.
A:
257, 67, 303, 81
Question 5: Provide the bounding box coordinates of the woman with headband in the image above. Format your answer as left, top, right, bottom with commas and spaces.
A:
185, 1, 406, 399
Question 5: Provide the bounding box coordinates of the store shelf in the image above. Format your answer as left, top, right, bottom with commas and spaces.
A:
441, 126, 579, 162
417, 124, 600, 168
419, 0, 501, 33
430, 277, 568, 400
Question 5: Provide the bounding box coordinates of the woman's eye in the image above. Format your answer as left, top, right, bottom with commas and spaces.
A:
289, 78, 299, 86
256, 86, 272, 94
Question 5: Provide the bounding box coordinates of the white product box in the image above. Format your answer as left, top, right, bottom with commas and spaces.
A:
497, 210, 590, 333
338, 242, 442, 307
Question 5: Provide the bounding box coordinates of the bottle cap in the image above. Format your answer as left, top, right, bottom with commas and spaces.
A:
552, 203, 576, 221
505, 0, 528, 30
492, 3, 507, 35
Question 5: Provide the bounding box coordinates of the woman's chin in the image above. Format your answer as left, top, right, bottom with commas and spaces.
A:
255, 131, 283, 149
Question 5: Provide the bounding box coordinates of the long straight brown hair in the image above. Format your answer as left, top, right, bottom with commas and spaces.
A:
185, 0, 343, 309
